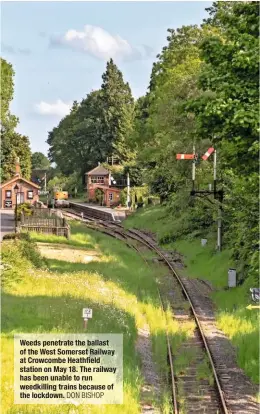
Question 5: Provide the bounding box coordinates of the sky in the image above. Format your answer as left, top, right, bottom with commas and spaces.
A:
1, 1, 212, 155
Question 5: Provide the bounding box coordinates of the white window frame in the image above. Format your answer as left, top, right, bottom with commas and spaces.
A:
27, 190, 34, 200
91, 176, 105, 184
109, 193, 113, 201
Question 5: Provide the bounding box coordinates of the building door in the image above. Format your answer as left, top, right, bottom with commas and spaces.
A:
17, 192, 24, 204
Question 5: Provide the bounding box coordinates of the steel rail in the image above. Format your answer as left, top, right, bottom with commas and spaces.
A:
63, 209, 179, 413
63, 208, 228, 413
127, 229, 229, 414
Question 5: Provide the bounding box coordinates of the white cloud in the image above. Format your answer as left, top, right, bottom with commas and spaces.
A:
50, 25, 152, 61
35, 99, 72, 117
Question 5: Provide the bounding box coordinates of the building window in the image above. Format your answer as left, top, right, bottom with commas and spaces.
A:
27, 191, 33, 199
5, 190, 12, 198
109, 193, 113, 201
91, 176, 104, 184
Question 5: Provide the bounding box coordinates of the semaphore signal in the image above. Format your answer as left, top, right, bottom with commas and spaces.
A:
176, 146, 223, 252
176, 147, 215, 161
202, 147, 215, 161
176, 153, 196, 160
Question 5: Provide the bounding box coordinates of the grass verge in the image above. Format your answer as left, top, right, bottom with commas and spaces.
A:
1, 221, 173, 413
124, 205, 259, 385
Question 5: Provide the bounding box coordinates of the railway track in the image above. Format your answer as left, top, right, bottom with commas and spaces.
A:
61, 207, 258, 414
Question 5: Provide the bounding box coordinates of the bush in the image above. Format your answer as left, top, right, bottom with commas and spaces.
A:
120, 189, 127, 206
2, 232, 30, 241
94, 188, 104, 205
17, 202, 33, 220
130, 185, 149, 207
1, 237, 47, 287
148, 196, 160, 206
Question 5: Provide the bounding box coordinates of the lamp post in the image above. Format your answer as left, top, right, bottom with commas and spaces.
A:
14, 184, 19, 233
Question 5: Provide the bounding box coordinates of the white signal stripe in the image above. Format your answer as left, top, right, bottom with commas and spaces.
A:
202, 147, 215, 160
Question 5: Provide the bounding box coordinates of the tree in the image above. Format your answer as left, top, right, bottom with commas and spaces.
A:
189, 1, 259, 282
0, 58, 18, 130
0, 58, 31, 181
31, 152, 50, 170
100, 59, 135, 162
132, 25, 212, 196
47, 61, 135, 178
190, 1, 259, 175
47, 94, 105, 178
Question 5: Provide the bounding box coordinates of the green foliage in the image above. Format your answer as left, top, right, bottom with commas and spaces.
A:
2, 232, 30, 241
31, 152, 50, 170
120, 189, 127, 206
94, 188, 104, 204
132, 25, 214, 200
190, 1, 259, 175
188, 1, 259, 284
130, 185, 149, 207
17, 202, 33, 220
1, 237, 46, 286
47, 59, 135, 178
100, 59, 135, 162
0, 58, 32, 181
0, 58, 16, 128
128, 3, 258, 286
47, 172, 83, 193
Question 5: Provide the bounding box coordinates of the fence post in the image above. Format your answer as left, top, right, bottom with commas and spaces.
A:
67, 224, 71, 240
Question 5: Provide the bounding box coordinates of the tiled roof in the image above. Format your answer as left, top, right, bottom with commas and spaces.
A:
85, 165, 110, 176
0, 175, 40, 189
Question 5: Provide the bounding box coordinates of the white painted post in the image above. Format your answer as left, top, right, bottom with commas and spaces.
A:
214, 149, 222, 252
192, 145, 196, 192
213, 150, 217, 195
126, 172, 130, 208
217, 210, 222, 252
44, 173, 47, 192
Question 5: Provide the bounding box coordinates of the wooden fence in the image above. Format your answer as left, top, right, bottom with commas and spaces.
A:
19, 209, 70, 239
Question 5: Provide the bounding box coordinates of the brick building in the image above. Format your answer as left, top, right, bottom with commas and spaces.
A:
85, 164, 121, 207
0, 158, 40, 209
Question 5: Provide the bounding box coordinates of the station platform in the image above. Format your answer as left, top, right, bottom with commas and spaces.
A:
70, 202, 126, 221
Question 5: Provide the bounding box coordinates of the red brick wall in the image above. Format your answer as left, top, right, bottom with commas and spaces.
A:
1, 180, 39, 209
87, 185, 121, 207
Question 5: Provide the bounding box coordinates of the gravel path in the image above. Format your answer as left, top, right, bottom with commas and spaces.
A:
135, 324, 162, 413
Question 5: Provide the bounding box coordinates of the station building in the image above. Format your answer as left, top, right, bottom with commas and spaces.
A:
0, 158, 40, 209
85, 164, 121, 207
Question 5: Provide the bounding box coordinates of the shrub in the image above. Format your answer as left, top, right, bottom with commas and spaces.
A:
120, 189, 127, 206
1, 237, 47, 287
2, 232, 30, 241
94, 188, 104, 205
17, 202, 33, 220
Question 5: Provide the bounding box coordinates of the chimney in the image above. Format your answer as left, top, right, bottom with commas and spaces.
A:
15, 157, 21, 176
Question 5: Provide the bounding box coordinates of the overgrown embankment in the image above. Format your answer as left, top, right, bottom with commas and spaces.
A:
124, 205, 260, 384
1, 222, 175, 414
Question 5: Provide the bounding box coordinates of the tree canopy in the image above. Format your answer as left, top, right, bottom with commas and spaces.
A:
31, 152, 50, 170
47, 59, 135, 178
0, 58, 31, 181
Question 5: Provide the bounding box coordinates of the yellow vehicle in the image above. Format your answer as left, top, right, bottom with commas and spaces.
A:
54, 191, 68, 200
48, 190, 69, 208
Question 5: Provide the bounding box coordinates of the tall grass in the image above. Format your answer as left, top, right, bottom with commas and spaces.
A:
125, 206, 260, 385
1, 221, 174, 413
